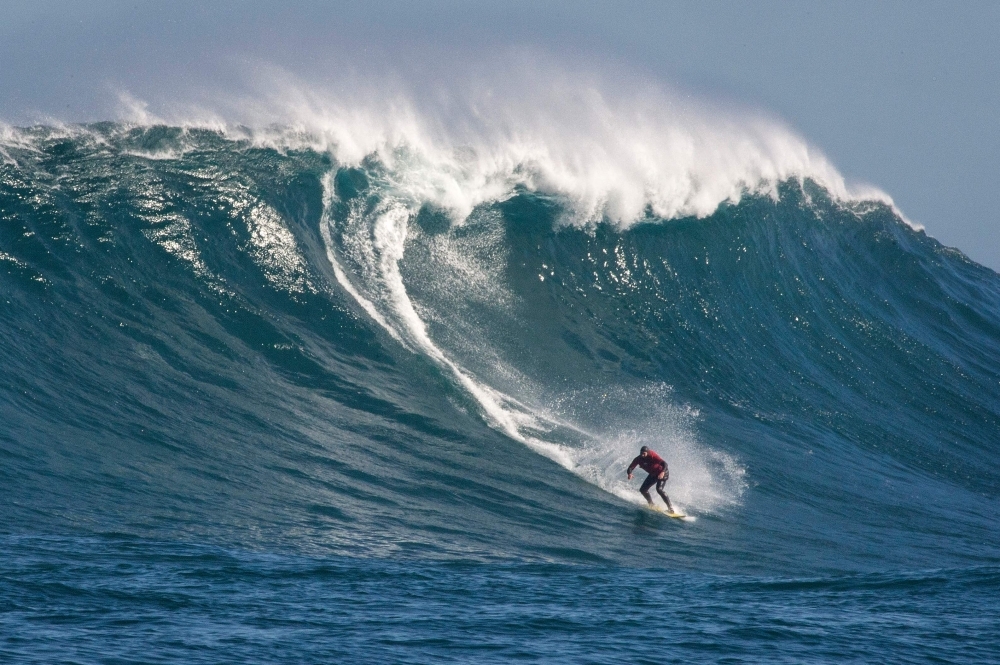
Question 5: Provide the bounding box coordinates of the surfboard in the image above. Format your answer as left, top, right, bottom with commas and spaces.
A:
648, 505, 686, 519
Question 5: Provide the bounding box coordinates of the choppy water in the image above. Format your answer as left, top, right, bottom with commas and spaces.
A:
2, 124, 999, 663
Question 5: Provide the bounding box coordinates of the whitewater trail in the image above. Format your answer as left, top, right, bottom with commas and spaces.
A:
319, 170, 745, 513
321, 188, 578, 459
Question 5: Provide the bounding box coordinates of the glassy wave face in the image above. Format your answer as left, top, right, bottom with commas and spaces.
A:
2, 124, 1000, 660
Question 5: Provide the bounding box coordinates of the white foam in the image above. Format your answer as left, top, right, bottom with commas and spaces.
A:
102, 60, 907, 229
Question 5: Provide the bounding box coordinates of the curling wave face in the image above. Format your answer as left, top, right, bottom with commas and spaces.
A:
1, 120, 998, 576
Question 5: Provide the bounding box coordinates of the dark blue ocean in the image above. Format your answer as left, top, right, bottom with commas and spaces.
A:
2, 124, 999, 663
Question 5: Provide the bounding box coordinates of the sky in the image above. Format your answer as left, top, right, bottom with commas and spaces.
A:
2, 1, 998, 270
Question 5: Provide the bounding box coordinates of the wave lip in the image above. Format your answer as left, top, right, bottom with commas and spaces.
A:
95, 63, 906, 228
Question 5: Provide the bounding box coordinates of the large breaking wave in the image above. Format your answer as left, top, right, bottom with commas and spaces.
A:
2, 86, 998, 573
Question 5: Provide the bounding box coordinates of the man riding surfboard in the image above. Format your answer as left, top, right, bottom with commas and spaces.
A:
627, 445, 675, 513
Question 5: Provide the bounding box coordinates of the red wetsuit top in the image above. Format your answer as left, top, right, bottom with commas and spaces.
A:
628, 450, 666, 476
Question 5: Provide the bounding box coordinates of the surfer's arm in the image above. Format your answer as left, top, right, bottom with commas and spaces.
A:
626, 456, 640, 478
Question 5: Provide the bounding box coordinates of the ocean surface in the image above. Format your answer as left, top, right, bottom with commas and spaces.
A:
2, 123, 999, 663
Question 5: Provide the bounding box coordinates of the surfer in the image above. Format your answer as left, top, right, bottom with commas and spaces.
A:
627, 445, 674, 512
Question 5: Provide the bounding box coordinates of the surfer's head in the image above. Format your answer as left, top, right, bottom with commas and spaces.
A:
640, 446, 649, 456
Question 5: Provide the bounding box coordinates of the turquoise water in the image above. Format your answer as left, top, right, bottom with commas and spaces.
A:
2, 125, 999, 662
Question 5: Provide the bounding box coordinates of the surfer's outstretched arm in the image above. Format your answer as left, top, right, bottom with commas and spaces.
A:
626, 456, 641, 480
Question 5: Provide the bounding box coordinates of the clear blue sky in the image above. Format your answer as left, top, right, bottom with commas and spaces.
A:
2, 1, 998, 270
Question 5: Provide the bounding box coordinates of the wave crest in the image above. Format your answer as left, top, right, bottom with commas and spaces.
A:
106, 62, 900, 227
